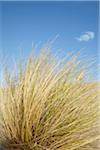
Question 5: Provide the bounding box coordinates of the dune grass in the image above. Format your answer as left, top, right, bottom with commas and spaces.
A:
0, 48, 99, 150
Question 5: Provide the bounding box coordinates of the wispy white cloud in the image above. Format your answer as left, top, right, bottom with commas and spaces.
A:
76, 31, 95, 42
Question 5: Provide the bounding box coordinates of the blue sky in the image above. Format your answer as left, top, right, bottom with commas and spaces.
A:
0, 1, 99, 80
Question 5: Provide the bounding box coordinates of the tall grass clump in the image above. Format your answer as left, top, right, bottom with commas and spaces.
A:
0, 47, 99, 150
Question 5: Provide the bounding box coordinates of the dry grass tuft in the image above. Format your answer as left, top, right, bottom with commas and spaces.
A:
0, 48, 99, 150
